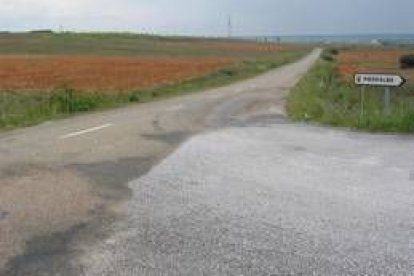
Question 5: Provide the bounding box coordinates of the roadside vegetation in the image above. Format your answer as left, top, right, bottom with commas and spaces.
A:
0, 32, 308, 129
287, 47, 414, 133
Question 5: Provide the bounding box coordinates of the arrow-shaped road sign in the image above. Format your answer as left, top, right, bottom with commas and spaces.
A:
355, 73, 406, 87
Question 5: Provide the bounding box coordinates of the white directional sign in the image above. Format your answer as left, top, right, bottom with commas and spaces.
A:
355, 73, 406, 87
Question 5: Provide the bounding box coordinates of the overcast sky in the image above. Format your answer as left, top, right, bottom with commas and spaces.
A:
1, 0, 413, 36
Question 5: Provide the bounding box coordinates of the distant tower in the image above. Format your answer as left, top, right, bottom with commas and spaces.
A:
227, 16, 232, 38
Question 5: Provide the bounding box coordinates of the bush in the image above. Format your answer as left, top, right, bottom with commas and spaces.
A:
220, 68, 236, 76
328, 48, 339, 56
70, 95, 99, 112
321, 53, 334, 62
321, 48, 339, 62
400, 55, 414, 69
128, 93, 140, 102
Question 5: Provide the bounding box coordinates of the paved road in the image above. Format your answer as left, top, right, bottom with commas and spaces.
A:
3, 48, 413, 275
86, 124, 414, 276
0, 49, 320, 275
83, 49, 414, 275
0, 48, 414, 275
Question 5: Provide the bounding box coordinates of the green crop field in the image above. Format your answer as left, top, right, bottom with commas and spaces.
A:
0, 32, 299, 58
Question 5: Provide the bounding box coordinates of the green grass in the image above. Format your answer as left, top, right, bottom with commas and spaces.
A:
0, 32, 295, 59
0, 48, 308, 129
287, 50, 414, 133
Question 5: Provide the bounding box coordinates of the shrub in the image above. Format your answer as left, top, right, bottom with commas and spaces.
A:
128, 93, 141, 102
321, 53, 334, 62
321, 48, 339, 62
70, 95, 99, 112
220, 68, 236, 76
400, 55, 414, 69
328, 48, 339, 56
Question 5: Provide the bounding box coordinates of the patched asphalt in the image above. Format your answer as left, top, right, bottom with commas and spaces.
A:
83, 121, 414, 275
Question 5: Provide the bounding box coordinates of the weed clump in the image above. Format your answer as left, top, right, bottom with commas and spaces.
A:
287, 58, 414, 133
400, 54, 414, 69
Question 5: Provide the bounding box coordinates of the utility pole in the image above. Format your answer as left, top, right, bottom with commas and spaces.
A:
227, 16, 232, 38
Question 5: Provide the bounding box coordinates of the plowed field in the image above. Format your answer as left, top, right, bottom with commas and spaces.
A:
0, 56, 235, 92
337, 49, 414, 81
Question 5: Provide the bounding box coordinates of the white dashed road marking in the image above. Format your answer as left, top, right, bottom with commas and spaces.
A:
60, 124, 113, 139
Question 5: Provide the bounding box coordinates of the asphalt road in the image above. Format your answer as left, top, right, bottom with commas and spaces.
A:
0, 49, 320, 275
85, 123, 414, 276
2, 48, 413, 275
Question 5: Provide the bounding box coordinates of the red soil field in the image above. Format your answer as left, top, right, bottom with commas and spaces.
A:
337, 50, 414, 81
0, 56, 235, 92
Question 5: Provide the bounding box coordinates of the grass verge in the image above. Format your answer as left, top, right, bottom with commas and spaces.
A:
0, 50, 307, 130
287, 51, 414, 133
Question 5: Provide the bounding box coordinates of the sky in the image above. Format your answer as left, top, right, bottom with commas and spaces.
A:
1, 0, 413, 36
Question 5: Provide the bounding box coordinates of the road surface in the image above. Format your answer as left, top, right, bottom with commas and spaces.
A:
1, 49, 413, 275
86, 122, 414, 275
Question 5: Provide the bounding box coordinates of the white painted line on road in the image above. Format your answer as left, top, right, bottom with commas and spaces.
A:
208, 94, 223, 99
167, 104, 184, 112
60, 123, 113, 139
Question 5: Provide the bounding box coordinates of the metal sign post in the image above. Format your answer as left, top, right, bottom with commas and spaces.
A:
354, 73, 406, 118
360, 85, 365, 122
384, 87, 391, 116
